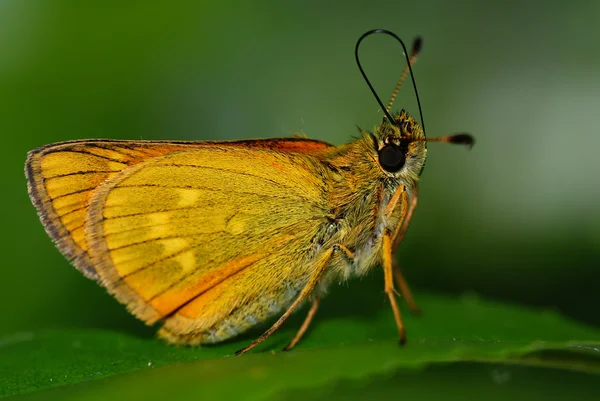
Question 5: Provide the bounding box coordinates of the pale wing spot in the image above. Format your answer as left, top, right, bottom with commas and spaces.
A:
109, 237, 189, 266
110, 237, 192, 276
149, 212, 170, 225
148, 212, 171, 238
161, 237, 190, 256
226, 213, 246, 235
174, 250, 196, 273
176, 188, 201, 208
103, 211, 170, 235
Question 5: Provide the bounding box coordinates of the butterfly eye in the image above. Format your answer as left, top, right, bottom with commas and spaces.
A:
378, 143, 406, 173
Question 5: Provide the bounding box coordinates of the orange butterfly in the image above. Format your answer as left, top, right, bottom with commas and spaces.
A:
25, 30, 473, 354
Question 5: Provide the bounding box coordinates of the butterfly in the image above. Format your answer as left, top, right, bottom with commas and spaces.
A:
25, 29, 473, 354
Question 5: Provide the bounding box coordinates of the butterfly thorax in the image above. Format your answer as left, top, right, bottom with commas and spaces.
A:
312, 110, 427, 285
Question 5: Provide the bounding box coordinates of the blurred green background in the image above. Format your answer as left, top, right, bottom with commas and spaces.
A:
1, 0, 599, 346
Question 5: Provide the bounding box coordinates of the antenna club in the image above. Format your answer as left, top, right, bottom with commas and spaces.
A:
450, 133, 475, 148
412, 37, 423, 57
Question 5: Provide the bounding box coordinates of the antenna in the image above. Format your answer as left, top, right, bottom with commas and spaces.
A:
355, 29, 426, 137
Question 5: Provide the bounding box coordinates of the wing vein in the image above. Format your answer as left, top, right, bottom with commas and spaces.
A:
109, 233, 222, 252
49, 187, 94, 201
43, 170, 121, 180
112, 184, 305, 199
165, 163, 298, 190
43, 149, 128, 164
120, 240, 214, 279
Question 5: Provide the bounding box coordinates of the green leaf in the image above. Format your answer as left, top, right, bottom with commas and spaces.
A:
1, 289, 599, 399
284, 362, 600, 401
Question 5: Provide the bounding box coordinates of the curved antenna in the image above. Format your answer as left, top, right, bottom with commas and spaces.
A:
355, 29, 426, 137
387, 37, 422, 113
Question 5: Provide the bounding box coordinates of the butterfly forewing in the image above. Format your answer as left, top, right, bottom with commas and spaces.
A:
25, 140, 203, 279
25, 138, 333, 280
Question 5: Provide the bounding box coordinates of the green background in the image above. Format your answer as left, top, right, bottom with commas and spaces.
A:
1, 0, 599, 399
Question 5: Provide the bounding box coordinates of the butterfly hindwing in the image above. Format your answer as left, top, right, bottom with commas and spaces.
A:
81, 144, 332, 341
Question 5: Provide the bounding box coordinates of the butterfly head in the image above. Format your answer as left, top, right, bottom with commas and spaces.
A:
368, 110, 427, 184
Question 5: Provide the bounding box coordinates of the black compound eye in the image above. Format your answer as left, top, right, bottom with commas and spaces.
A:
378, 143, 406, 173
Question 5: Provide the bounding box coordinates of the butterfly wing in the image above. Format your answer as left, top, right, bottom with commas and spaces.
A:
27, 140, 335, 343
25, 138, 332, 280
85, 145, 332, 342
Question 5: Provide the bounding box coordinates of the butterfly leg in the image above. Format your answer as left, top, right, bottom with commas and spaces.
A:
390, 186, 421, 315
383, 230, 406, 345
282, 296, 321, 351
279, 244, 354, 352
235, 246, 336, 355
392, 185, 418, 249
392, 262, 421, 315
